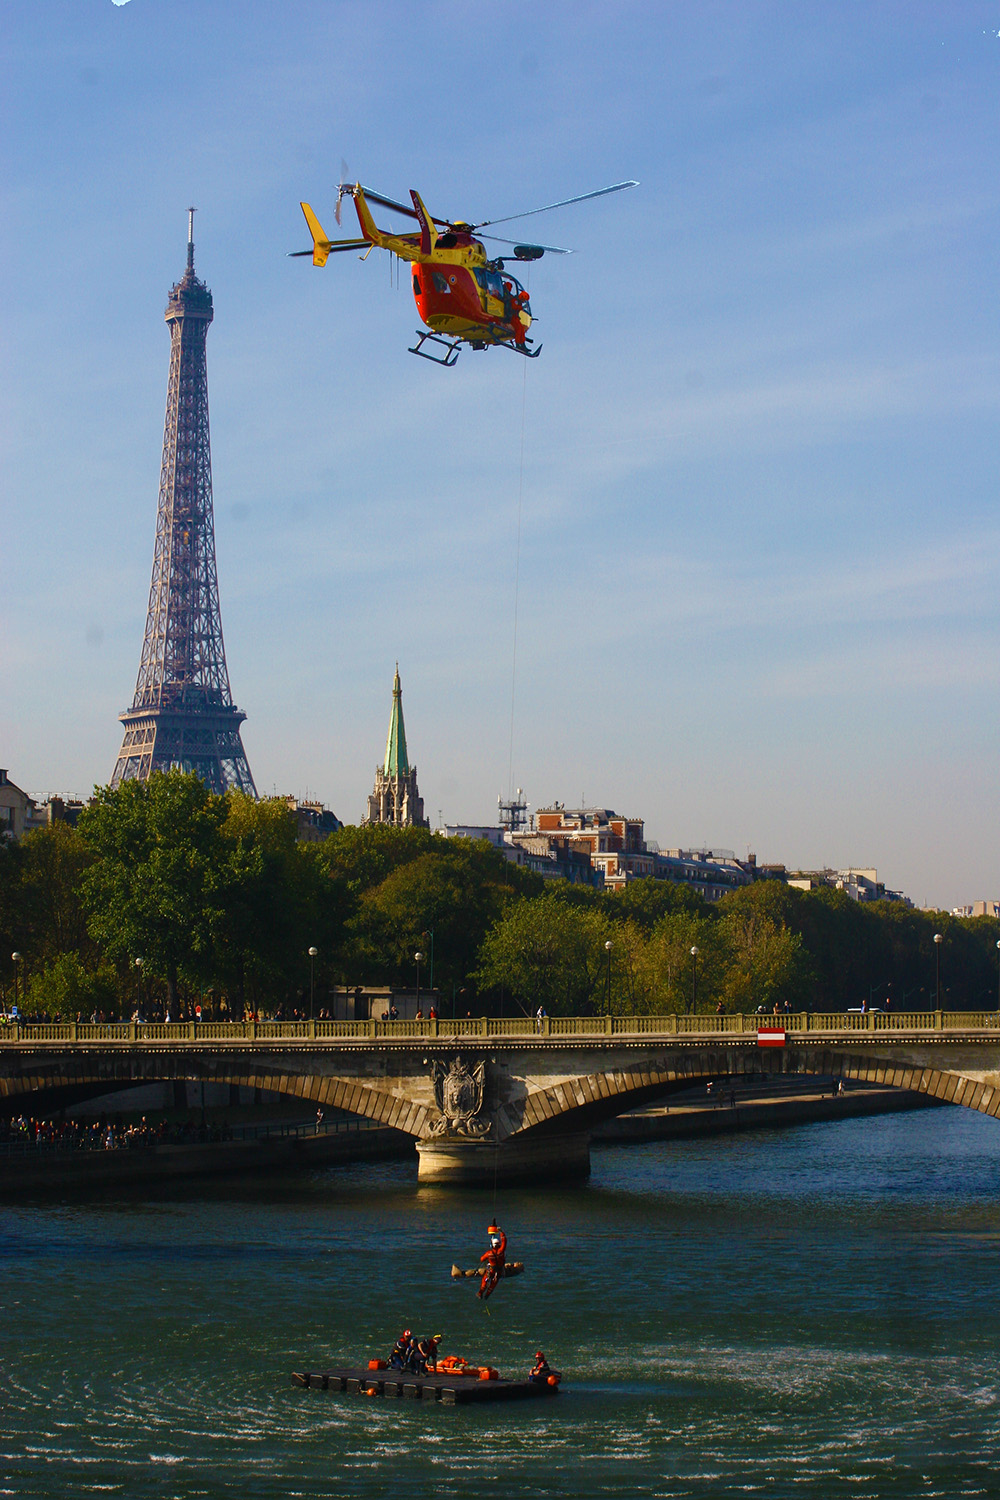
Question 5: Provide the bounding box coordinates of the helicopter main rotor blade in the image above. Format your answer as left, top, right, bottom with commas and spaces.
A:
358, 186, 452, 228
475, 179, 639, 230
287, 239, 370, 256
479, 234, 573, 255
358, 186, 419, 219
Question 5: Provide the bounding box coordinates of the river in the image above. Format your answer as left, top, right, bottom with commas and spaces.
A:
2, 1106, 999, 1499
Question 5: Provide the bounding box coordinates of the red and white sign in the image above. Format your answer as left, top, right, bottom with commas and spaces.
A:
756, 1028, 786, 1047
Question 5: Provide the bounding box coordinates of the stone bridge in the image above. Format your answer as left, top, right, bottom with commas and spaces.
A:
3, 1011, 1000, 1183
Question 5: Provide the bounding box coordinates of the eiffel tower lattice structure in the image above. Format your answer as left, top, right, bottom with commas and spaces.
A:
111, 212, 256, 797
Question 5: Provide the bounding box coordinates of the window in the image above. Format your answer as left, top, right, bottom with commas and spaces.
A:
432, 271, 450, 294
473, 268, 505, 299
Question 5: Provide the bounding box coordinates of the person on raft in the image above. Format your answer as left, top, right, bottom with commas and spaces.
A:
402, 1334, 442, 1374
417, 1334, 442, 1372
389, 1329, 412, 1370
477, 1223, 507, 1300
529, 1350, 551, 1382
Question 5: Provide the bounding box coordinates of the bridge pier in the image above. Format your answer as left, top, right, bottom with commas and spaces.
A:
415, 1131, 591, 1187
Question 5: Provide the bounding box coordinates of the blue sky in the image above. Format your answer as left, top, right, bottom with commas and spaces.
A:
3, 2, 999, 909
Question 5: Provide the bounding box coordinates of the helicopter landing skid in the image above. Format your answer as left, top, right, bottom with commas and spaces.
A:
506, 340, 542, 358
408, 330, 462, 367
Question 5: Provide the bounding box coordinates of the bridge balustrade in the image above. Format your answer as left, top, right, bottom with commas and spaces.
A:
73, 1024, 131, 1042
2, 1011, 1000, 1045
551, 1016, 609, 1035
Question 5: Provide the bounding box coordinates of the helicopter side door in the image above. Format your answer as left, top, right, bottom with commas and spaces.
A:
474, 267, 509, 322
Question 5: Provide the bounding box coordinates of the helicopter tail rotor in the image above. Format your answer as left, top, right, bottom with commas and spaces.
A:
334, 159, 352, 226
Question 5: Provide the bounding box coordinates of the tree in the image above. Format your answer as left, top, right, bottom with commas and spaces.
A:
25, 952, 119, 1020
342, 837, 540, 995
207, 793, 342, 1013
716, 911, 808, 1012
20, 822, 93, 966
475, 895, 613, 1015
602, 876, 708, 931
78, 772, 229, 1010
638, 911, 720, 1013
714, 882, 811, 1011
316, 823, 437, 897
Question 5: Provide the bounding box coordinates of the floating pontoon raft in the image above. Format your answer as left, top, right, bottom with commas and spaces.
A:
291, 1366, 559, 1405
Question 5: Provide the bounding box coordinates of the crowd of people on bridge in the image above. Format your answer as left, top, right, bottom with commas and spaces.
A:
0, 1113, 232, 1153
0, 1004, 345, 1027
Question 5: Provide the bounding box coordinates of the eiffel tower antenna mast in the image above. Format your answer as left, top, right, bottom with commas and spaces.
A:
111, 211, 256, 796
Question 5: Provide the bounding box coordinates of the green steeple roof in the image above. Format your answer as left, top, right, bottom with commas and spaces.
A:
383, 664, 410, 777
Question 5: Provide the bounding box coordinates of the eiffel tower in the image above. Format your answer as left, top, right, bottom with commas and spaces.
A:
111, 212, 256, 796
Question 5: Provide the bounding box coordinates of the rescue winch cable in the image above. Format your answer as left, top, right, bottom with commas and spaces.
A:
506, 353, 529, 805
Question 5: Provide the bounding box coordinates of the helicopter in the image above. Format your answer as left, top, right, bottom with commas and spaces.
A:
290, 178, 638, 366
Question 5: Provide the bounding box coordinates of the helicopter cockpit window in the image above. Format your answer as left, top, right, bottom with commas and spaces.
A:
473, 268, 505, 299
432, 272, 450, 294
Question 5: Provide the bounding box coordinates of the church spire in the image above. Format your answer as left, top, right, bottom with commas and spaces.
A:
363, 664, 427, 828
383, 663, 410, 777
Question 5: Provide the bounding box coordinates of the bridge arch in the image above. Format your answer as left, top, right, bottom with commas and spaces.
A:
0, 1057, 432, 1137
509, 1045, 1000, 1140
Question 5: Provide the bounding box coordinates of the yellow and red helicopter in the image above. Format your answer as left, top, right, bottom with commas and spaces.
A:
290, 178, 638, 366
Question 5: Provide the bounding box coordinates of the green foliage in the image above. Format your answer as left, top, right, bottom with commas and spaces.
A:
20, 822, 93, 964
316, 823, 437, 896
713, 882, 812, 1011
621, 910, 719, 1013
78, 772, 230, 1005
0, 823, 94, 985
603, 877, 708, 930
340, 833, 541, 993
208, 792, 343, 1009
8, 780, 999, 1020
25, 952, 119, 1020
474, 894, 614, 1014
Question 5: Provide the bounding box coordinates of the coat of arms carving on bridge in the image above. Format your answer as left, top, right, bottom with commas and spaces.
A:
430, 1055, 491, 1137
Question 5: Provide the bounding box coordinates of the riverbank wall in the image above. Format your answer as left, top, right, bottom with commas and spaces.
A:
0, 1124, 413, 1196
592, 1085, 944, 1143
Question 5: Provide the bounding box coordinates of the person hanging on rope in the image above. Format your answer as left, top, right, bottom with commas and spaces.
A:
477, 1223, 507, 1301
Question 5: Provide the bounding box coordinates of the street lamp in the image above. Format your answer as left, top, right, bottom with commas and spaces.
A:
422, 929, 435, 995
134, 957, 144, 1019
604, 940, 613, 1013
933, 933, 943, 1009
308, 946, 318, 1021
10, 952, 21, 1016
414, 951, 424, 1014
690, 946, 699, 1013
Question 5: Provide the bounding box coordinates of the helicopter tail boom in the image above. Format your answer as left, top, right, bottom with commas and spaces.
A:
409, 189, 438, 256
351, 186, 383, 248
300, 202, 334, 266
